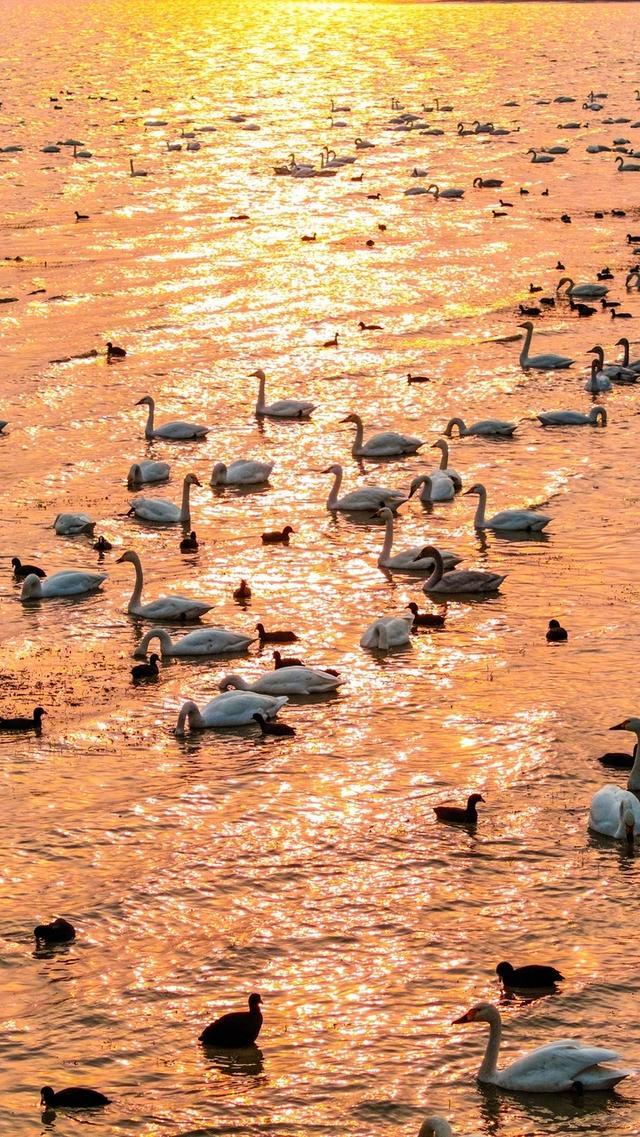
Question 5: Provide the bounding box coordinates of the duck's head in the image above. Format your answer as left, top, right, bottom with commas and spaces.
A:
468, 793, 484, 806
149, 654, 160, 665
495, 961, 514, 981
11, 557, 21, 569
40, 1087, 55, 1108
282, 525, 295, 536
249, 992, 263, 1009
33, 707, 46, 724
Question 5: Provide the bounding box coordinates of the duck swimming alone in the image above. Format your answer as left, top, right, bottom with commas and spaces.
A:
40, 1086, 110, 1109
496, 961, 563, 987
34, 917, 76, 944
434, 793, 483, 824
199, 992, 263, 1047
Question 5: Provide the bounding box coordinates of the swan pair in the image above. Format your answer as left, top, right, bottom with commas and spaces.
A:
341, 413, 423, 458
589, 718, 640, 841
136, 395, 209, 440
117, 550, 213, 620
219, 668, 342, 696
323, 464, 406, 512
176, 692, 288, 732
376, 508, 461, 573
252, 369, 315, 419
129, 473, 200, 525
409, 441, 462, 501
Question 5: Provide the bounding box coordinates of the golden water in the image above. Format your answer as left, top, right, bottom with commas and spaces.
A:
1, 1, 640, 1133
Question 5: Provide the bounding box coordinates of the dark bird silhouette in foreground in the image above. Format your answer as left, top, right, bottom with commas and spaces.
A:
131, 653, 160, 681
519, 303, 541, 317
199, 992, 263, 1047
407, 373, 430, 383
358, 321, 382, 330
41, 1086, 110, 1110
546, 619, 568, 642
74, 210, 89, 221
496, 960, 564, 987
0, 706, 46, 731
180, 530, 199, 552
233, 579, 251, 602
253, 712, 296, 737
261, 525, 294, 544
34, 917, 76, 944
434, 793, 483, 825
11, 556, 45, 579
323, 332, 339, 347
106, 341, 126, 358
273, 650, 306, 668
598, 746, 636, 769
407, 601, 446, 628
93, 535, 112, 553
256, 623, 298, 644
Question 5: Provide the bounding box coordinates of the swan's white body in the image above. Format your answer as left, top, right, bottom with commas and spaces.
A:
537, 407, 607, 426
518, 322, 574, 370
342, 413, 423, 458
589, 786, 640, 840
127, 461, 170, 487
419, 1119, 464, 1137
21, 570, 107, 600
465, 483, 551, 531
136, 395, 209, 440
421, 546, 504, 594
134, 627, 255, 657
253, 368, 315, 419
219, 667, 342, 695
454, 1002, 630, 1092
444, 417, 516, 438
53, 512, 95, 536
409, 473, 456, 502
361, 616, 413, 649
557, 276, 609, 300
431, 439, 462, 489
376, 508, 461, 573
117, 550, 213, 620
129, 473, 200, 525
210, 460, 273, 485
584, 359, 612, 393
323, 464, 406, 512
175, 692, 288, 733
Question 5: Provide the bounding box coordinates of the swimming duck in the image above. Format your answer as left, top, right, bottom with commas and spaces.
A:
0, 707, 46, 731
256, 623, 298, 643
11, 557, 45, 579
180, 531, 199, 552
406, 602, 445, 628
253, 713, 296, 737
496, 961, 563, 988
273, 651, 306, 668
131, 653, 160, 681
199, 992, 263, 1046
106, 341, 126, 358
434, 793, 483, 824
34, 917, 76, 944
93, 536, 112, 553
233, 580, 252, 602
546, 619, 568, 642
261, 526, 294, 544
40, 1086, 111, 1110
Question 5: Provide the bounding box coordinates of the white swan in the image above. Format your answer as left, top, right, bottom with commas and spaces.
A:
21, 570, 107, 600
116, 550, 213, 620
323, 464, 406, 512
444, 416, 516, 439
219, 667, 342, 696
175, 691, 288, 733
626, 270, 640, 290
134, 627, 255, 658
127, 461, 170, 487
409, 473, 455, 503
584, 358, 612, 393
128, 473, 200, 525
453, 1002, 630, 1092
53, 513, 95, 536
136, 395, 209, 440
609, 718, 640, 792
589, 786, 640, 841
360, 615, 413, 649
422, 546, 505, 594
376, 508, 461, 572
252, 368, 315, 419
341, 413, 423, 458
557, 276, 609, 299
465, 483, 551, 531
431, 439, 462, 489
537, 406, 607, 426
210, 460, 273, 485
518, 322, 574, 370
419, 1118, 466, 1137
527, 148, 555, 163
427, 183, 464, 199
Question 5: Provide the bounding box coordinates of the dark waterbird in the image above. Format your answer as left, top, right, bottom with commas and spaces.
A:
180, 530, 199, 552
131, 653, 160, 681
199, 992, 263, 1047
406, 601, 445, 628
34, 917, 76, 944
93, 535, 112, 553
434, 792, 483, 824
41, 1086, 110, 1110
407, 373, 430, 383
256, 622, 298, 644
273, 650, 306, 668
106, 341, 126, 358
74, 210, 89, 221
261, 525, 294, 544
546, 619, 568, 642
496, 960, 564, 987
0, 706, 46, 731
233, 579, 251, 602
253, 712, 296, 737
11, 556, 45, 579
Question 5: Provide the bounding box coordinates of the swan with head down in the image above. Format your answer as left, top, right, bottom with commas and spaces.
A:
211, 460, 273, 485
360, 615, 413, 649
537, 406, 607, 427
444, 417, 515, 438
53, 513, 96, 536
409, 473, 455, 503
175, 691, 288, 733
21, 570, 107, 600
127, 461, 170, 488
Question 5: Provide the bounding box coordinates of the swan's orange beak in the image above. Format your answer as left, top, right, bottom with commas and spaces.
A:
452, 1008, 475, 1024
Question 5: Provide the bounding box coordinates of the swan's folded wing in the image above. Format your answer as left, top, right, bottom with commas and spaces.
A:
502, 1041, 622, 1090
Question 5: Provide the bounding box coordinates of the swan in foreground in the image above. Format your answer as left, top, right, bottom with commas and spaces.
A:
589, 786, 640, 841
419, 1118, 468, 1137
537, 407, 607, 426
609, 718, 640, 791
376, 508, 461, 572
53, 513, 96, 536
584, 358, 612, 393
323, 464, 406, 511
557, 276, 609, 299
409, 473, 455, 502
136, 395, 209, 440
453, 1002, 631, 1091
252, 368, 316, 418
422, 547, 505, 594
134, 627, 256, 657
465, 483, 551, 531
175, 692, 288, 733
341, 413, 423, 457
127, 461, 170, 487
219, 667, 342, 695
444, 416, 516, 438
128, 473, 200, 525
518, 322, 574, 370
211, 460, 273, 485
360, 615, 413, 649
116, 550, 213, 620
21, 570, 107, 600
431, 439, 462, 489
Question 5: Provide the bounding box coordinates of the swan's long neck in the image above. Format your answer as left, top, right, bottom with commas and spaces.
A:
473, 486, 487, 527
327, 467, 343, 508
446, 417, 465, 438
436, 440, 449, 470
627, 731, 640, 793
479, 1008, 502, 1080
128, 556, 144, 612
256, 374, 266, 414
619, 339, 630, 366
180, 479, 192, 524
351, 417, 364, 457
424, 549, 444, 588
378, 512, 394, 565
144, 400, 155, 439
519, 324, 533, 366
176, 700, 203, 735
587, 361, 598, 393
138, 628, 172, 657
